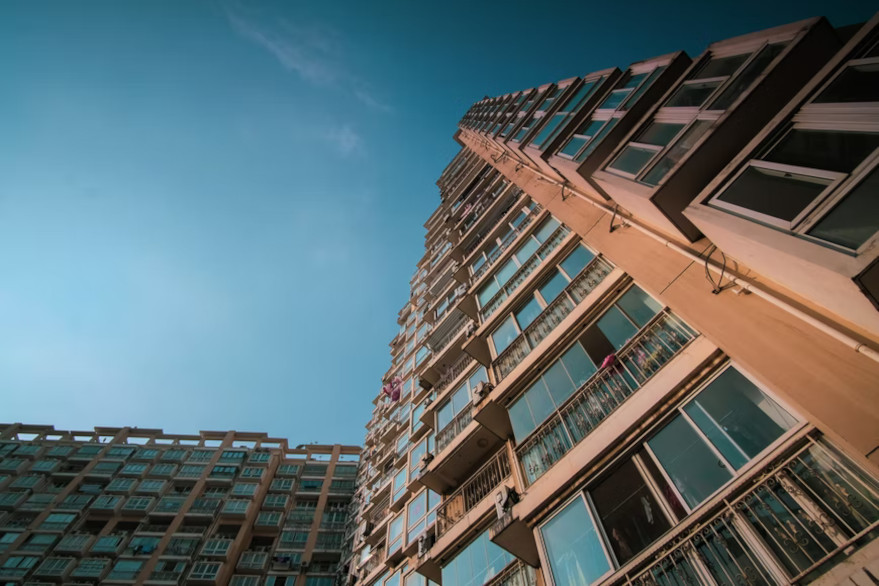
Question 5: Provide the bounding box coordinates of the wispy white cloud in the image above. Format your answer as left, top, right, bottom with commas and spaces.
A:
226, 11, 339, 85
225, 5, 393, 113
353, 85, 393, 113
323, 125, 363, 157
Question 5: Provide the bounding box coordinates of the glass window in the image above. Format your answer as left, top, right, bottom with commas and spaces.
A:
641, 120, 712, 185
491, 315, 520, 355
591, 460, 671, 565
648, 367, 795, 508
715, 165, 832, 222
541, 497, 610, 586
816, 61, 879, 103
808, 166, 879, 248
710, 43, 786, 110
681, 368, 797, 470
441, 529, 514, 586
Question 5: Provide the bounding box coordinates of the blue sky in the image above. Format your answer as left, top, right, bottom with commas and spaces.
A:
0, 0, 873, 446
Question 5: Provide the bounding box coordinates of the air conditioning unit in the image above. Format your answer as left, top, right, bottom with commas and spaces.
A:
494, 486, 519, 520
465, 321, 478, 338
471, 381, 494, 405
419, 452, 434, 471
299, 561, 310, 573
417, 531, 435, 557
455, 284, 468, 298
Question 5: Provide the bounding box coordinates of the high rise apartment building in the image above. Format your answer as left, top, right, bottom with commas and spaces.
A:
0, 423, 360, 586
352, 13, 879, 586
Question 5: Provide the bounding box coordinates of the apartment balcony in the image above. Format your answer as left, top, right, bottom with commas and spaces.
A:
435, 448, 513, 539
478, 223, 571, 321
485, 560, 537, 586
54, 533, 94, 555
609, 436, 879, 585
187, 497, 220, 517
418, 409, 504, 494
454, 182, 518, 254
493, 256, 615, 382
88, 495, 123, 515
420, 311, 475, 387
516, 310, 698, 484
458, 202, 543, 287
145, 570, 184, 585
237, 551, 269, 573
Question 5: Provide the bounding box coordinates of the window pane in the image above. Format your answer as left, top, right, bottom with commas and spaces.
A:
560, 136, 588, 158
609, 145, 658, 176
541, 497, 611, 586
495, 258, 518, 285
598, 88, 632, 110
621, 67, 666, 110
534, 217, 561, 243
809, 166, 879, 249
648, 415, 733, 508
515, 297, 543, 330
683, 368, 796, 470
513, 237, 540, 266
815, 62, 879, 103
525, 380, 556, 433
642, 120, 712, 186
597, 306, 638, 349
538, 270, 568, 304
477, 280, 500, 308
617, 286, 662, 328
543, 360, 576, 406
715, 165, 831, 222
697, 54, 750, 79
437, 403, 454, 431
491, 316, 520, 355
591, 460, 672, 565
638, 122, 685, 146
560, 343, 597, 389
710, 43, 786, 110
665, 80, 722, 107
766, 129, 879, 174
576, 118, 620, 162
509, 398, 537, 443
530, 114, 566, 149
560, 245, 594, 279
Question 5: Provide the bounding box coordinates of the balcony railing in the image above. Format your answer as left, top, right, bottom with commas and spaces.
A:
485, 560, 537, 586
618, 437, 879, 585
148, 571, 183, 583
429, 314, 472, 355
435, 353, 475, 396
493, 257, 614, 381
436, 449, 512, 537
436, 407, 473, 454
517, 310, 697, 484
471, 202, 541, 281
480, 224, 570, 320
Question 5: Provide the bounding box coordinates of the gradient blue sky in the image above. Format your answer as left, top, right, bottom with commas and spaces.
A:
0, 0, 873, 446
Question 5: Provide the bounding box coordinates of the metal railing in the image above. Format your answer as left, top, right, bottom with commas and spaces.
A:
436, 407, 474, 454
493, 256, 614, 381
471, 201, 540, 281
429, 314, 471, 355
435, 353, 475, 396
485, 560, 537, 586
618, 437, 879, 585
436, 449, 512, 537
517, 310, 697, 484
480, 224, 570, 320
148, 571, 182, 583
